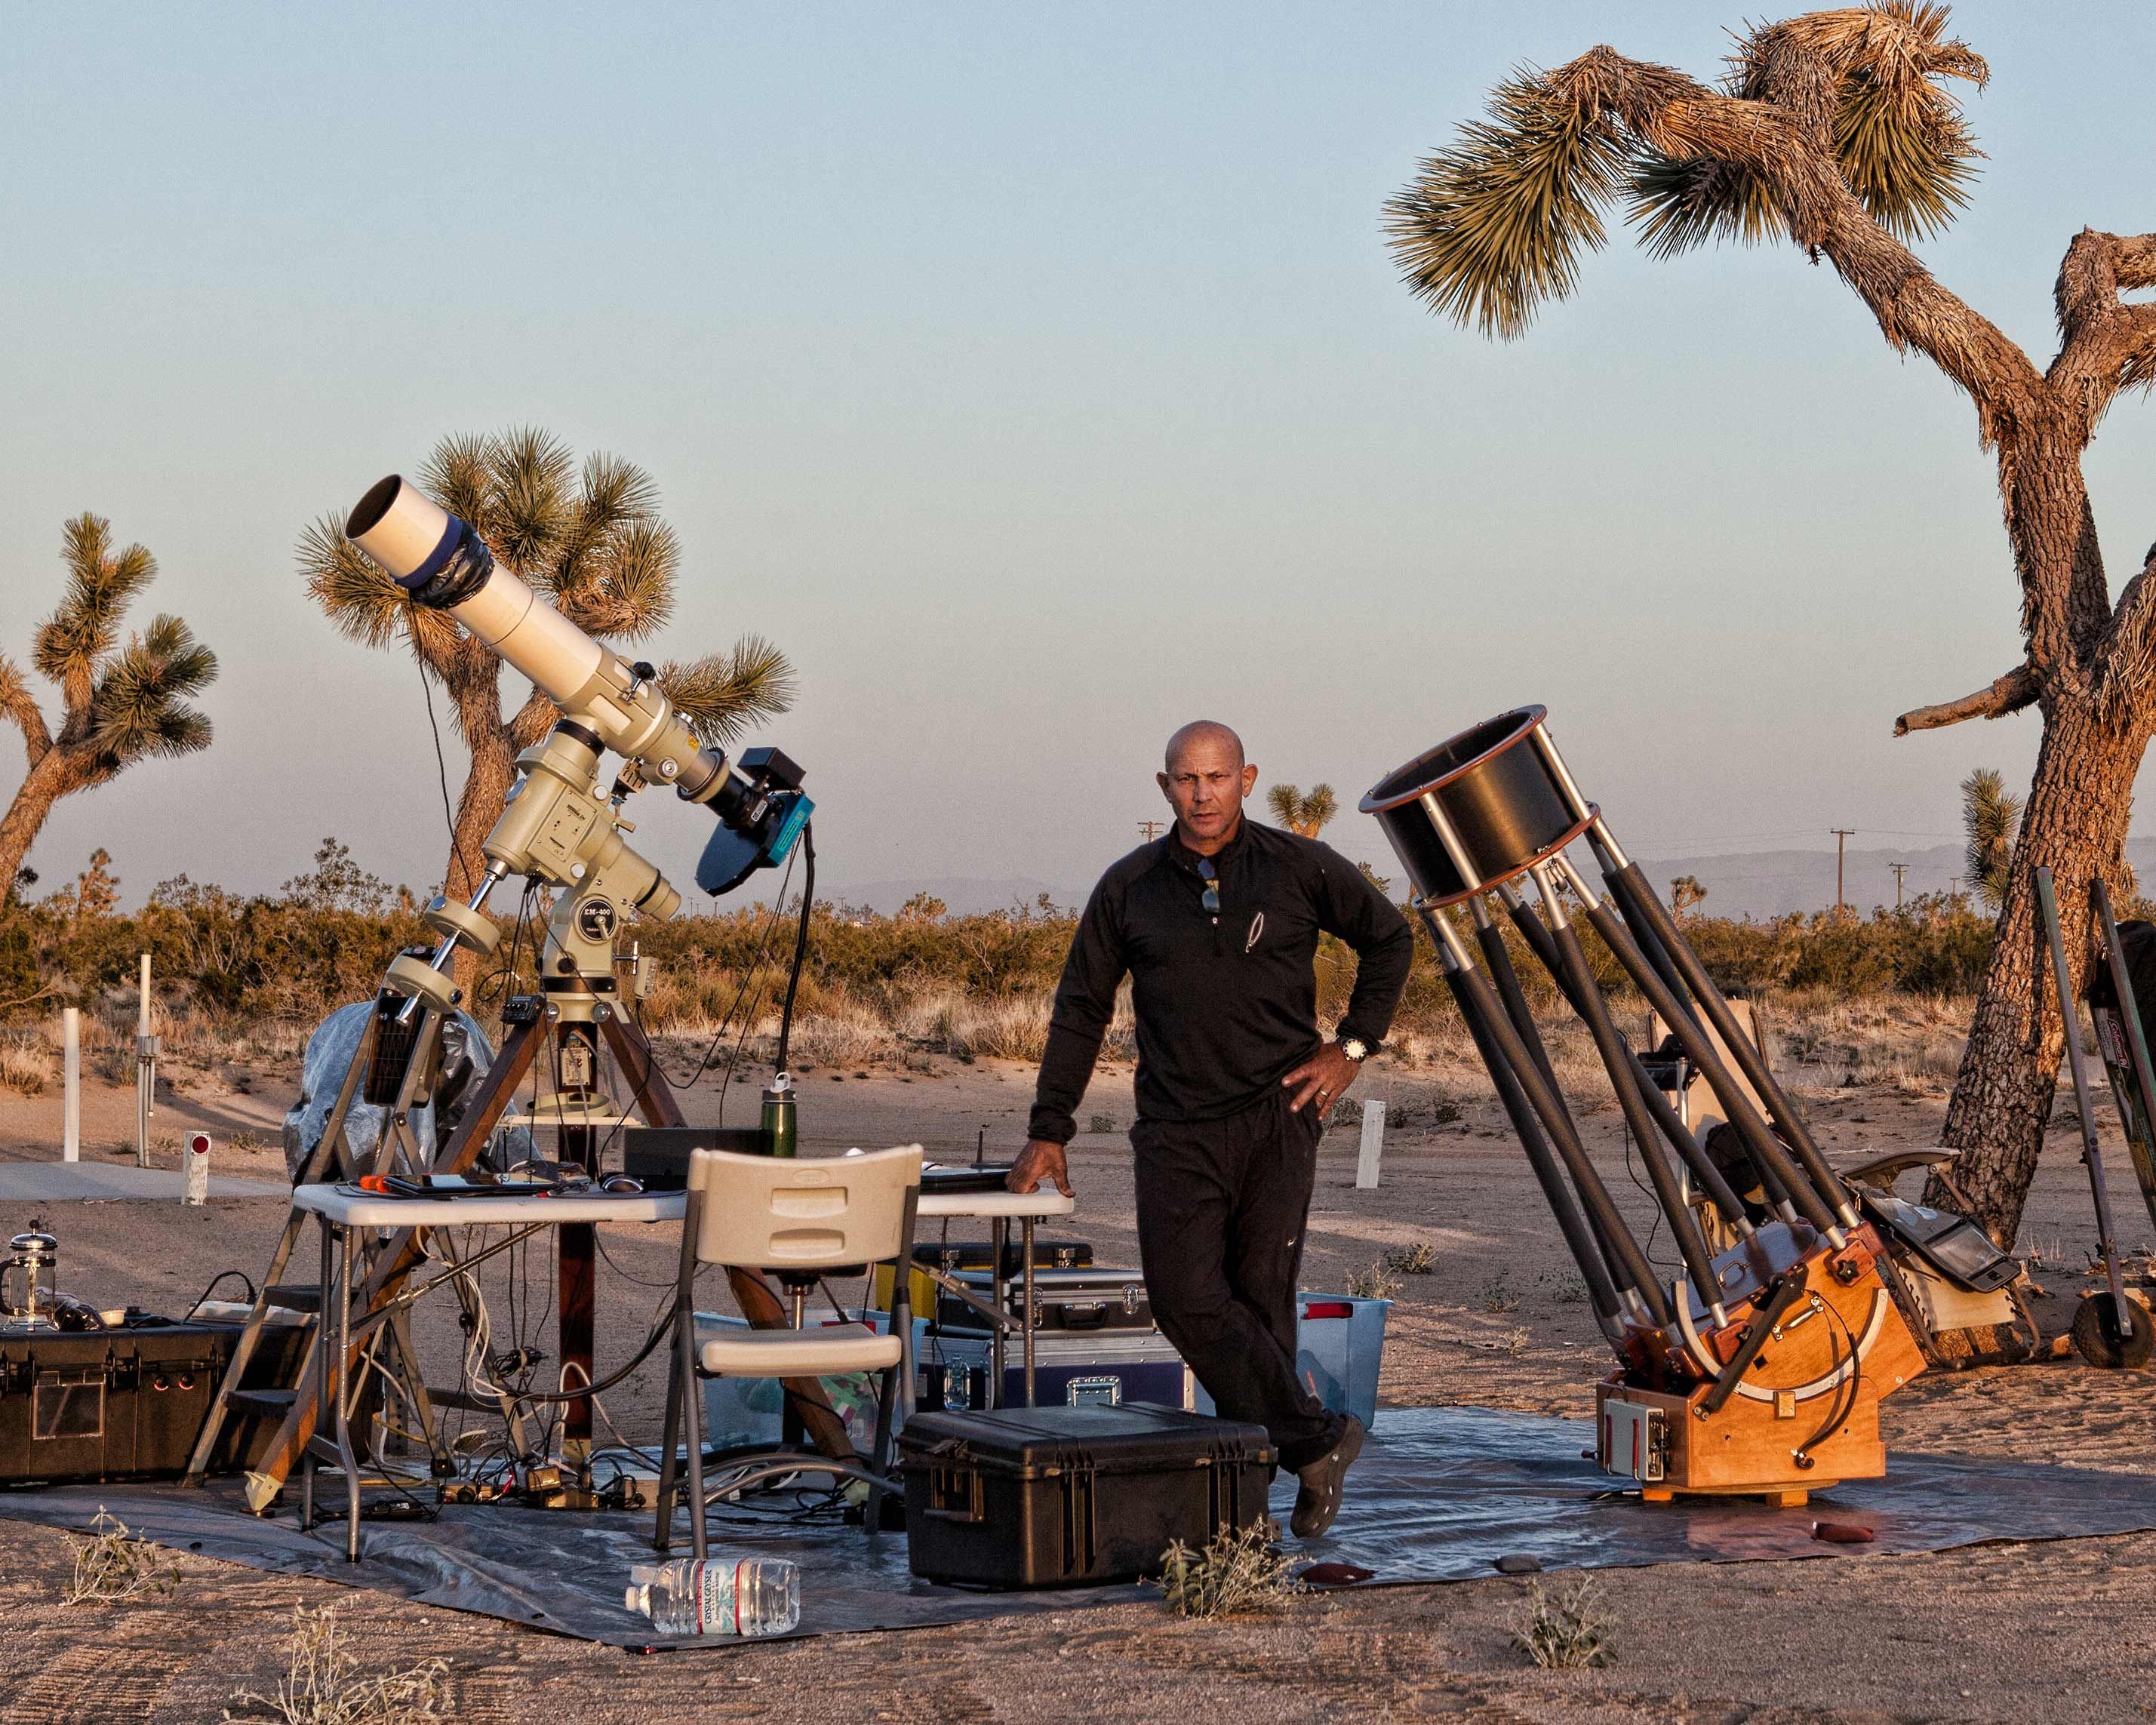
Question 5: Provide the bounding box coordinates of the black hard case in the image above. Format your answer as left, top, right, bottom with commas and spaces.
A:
935, 1265, 1152, 1333
899, 1404, 1275, 1588
0, 1320, 310, 1487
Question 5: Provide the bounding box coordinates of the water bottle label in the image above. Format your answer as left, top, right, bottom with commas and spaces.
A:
694, 1560, 744, 1636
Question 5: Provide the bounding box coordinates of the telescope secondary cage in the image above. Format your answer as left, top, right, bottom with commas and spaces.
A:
1358, 706, 1594, 909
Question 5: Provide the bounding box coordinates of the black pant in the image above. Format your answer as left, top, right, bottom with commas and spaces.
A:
1133, 1088, 1343, 1472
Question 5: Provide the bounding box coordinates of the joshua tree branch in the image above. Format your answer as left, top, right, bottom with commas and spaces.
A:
2092, 543, 2156, 727
0, 659, 52, 767
1893, 663, 2042, 736
1552, 45, 2043, 434
2050, 229, 2156, 427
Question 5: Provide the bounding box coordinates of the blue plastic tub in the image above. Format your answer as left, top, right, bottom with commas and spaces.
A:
1195, 1293, 1391, 1430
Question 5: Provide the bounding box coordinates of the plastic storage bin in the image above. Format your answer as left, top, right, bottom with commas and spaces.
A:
1195, 1294, 1390, 1430
694, 1308, 929, 1455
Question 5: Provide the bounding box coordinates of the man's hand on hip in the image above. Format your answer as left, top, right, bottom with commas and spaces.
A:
1283, 1042, 1362, 1121
1007, 1138, 1075, 1197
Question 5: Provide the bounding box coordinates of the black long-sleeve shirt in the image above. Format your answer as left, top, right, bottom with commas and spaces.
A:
1029, 819, 1416, 1144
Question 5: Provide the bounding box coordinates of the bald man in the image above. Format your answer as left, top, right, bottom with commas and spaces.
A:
1010, 721, 1413, 1538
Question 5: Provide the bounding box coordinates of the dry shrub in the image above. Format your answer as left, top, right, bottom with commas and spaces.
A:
62, 1507, 177, 1605
1512, 1576, 1616, 1669
1347, 1259, 1402, 1301
0, 1032, 53, 1096
1386, 1241, 1436, 1275
1156, 1521, 1300, 1619
223, 1604, 450, 1724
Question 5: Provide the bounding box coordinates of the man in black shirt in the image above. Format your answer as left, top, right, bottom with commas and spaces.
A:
1010, 720, 1413, 1537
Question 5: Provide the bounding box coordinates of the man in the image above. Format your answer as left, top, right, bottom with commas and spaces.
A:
1010, 720, 1413, 1537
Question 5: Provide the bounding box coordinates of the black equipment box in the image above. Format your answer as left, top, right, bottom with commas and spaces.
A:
900, 1404, 1275, 1588
0, 1319, 311, 1487
622, 1127, 770, 1191
936, 1265, 1151, 1333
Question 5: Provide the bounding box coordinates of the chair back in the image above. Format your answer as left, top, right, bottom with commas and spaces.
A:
687, 1143, 922, 1271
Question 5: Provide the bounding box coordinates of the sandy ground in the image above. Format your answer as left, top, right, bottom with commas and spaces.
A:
0, 1050, 2151, 1723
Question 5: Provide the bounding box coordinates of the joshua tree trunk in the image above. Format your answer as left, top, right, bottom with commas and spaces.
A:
1940, 701, 2148, 1244
0, 761, 64, 895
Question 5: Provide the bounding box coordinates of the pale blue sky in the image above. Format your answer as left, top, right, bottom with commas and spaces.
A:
2, 3, 2151, 909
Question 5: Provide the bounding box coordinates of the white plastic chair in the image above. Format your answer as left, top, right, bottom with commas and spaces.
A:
653, 1143, 922, 1557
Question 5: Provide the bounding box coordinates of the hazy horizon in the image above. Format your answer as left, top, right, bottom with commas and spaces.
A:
4, 3, 2153, 915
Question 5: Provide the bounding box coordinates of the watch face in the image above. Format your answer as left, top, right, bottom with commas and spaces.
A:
1342, 1038, 1368, 1061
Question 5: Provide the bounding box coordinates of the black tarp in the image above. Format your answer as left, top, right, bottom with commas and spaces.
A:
0, 1406, 2149, 1647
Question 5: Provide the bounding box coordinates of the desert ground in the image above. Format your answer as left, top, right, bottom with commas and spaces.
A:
0, 1030, 2150, 1724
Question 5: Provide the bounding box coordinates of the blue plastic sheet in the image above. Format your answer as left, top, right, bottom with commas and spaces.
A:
0, 1406, 2148, 1646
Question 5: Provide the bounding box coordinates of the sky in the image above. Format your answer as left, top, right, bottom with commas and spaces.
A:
1, 2, 2152, 914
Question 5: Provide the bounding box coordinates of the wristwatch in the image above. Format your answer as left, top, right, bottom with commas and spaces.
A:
1339, 1037, 1370, 1063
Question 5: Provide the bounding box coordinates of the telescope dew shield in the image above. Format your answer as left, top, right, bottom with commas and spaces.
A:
346, 475, 724, 804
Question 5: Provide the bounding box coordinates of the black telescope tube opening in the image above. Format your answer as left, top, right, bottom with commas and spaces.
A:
345, 474, 404, 540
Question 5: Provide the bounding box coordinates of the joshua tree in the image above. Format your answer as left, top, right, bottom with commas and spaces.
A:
0, 515, 217, 897
301, 429, 795, 909
1670, 875, 1708, 918
1267, 783, 1339, 839
1389, 2, 2156, 1243
1960, 767, 2022, 912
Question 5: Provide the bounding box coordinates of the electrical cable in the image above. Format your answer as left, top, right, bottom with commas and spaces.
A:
413, 635, 476, 894
181, 1268, 257, 1319
772, 823, 815, 1077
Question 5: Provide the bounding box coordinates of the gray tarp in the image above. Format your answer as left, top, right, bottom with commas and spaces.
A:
0, 1407, 2150, 1647
281, 1002, 533, 1182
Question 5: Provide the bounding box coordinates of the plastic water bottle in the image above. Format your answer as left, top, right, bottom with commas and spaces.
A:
623, 1558, 800, 1637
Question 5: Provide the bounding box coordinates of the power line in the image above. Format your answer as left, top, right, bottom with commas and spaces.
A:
1889, 861, 1909, 910
1831, 829, 1856, 918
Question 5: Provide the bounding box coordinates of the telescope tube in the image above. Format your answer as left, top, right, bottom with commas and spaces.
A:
346, 475, 727, 804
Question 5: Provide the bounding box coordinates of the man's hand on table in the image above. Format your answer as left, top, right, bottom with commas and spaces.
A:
1283, 1041, 1363, 1121
1007, 1138, 1075, 1197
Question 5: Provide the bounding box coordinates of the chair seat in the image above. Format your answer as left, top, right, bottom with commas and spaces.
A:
698, 1327, 902, 1378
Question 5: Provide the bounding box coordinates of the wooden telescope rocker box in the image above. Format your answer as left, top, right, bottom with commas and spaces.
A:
1362, 706, 1928, 1507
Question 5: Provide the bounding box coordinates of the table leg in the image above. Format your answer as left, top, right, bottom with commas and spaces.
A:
558, 1220, 595, 1474
1023, 1218, 1038, 1407
337, 1222, 359, 1561
990, 1218, 1007, 1410
303, 1218, 328, 1533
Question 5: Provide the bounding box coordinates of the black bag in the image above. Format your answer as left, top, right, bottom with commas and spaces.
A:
899, 1404, 1274, 1588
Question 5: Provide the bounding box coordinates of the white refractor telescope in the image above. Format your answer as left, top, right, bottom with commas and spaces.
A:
345, 475, 809, 1016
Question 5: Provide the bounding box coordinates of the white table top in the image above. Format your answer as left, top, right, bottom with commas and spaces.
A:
294, 1182, 680, 1229
294, 1179, 1075, 1230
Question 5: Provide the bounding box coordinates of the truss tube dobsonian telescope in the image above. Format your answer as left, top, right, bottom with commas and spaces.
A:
1363, 706, 1927, 1503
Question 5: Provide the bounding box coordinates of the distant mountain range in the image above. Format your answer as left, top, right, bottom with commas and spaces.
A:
1635, 839, 2156, 922
826, 839, 2156, 925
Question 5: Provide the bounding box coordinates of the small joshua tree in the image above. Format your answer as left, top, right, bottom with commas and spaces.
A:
0, 515, 217, 896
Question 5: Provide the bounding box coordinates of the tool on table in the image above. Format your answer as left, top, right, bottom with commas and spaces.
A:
1361, 707, 1927, 1505
2036, 868, 2155, 1370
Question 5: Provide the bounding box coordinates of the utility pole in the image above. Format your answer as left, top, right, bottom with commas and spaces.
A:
1889, 861, 1909, 910
1138, 820, 1165, 841
1831, 829, 1856, 918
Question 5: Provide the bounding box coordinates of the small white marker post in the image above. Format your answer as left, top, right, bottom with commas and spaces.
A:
136, 952, 158, 1168
1355, 1098, 1386, 1190
61, 1008, 80, 1163
185, 1132, 211, 1206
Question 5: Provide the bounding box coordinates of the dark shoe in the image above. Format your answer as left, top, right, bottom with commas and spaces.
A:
1289, 1416, 1364, 1539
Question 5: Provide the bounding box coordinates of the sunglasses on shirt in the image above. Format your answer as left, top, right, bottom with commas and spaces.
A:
1197, 856, 1219, 916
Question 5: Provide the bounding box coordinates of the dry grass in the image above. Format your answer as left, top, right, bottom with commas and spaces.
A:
0, 1030, 53, 1096
223, 1605, 450, 1724
1512, 1576, 1616, 1669
1156, 1521, 1301, 1619
61, 1508, 177, 1606
1347, 1259, 1403, 1301
1386, 1240, 1437, 1275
